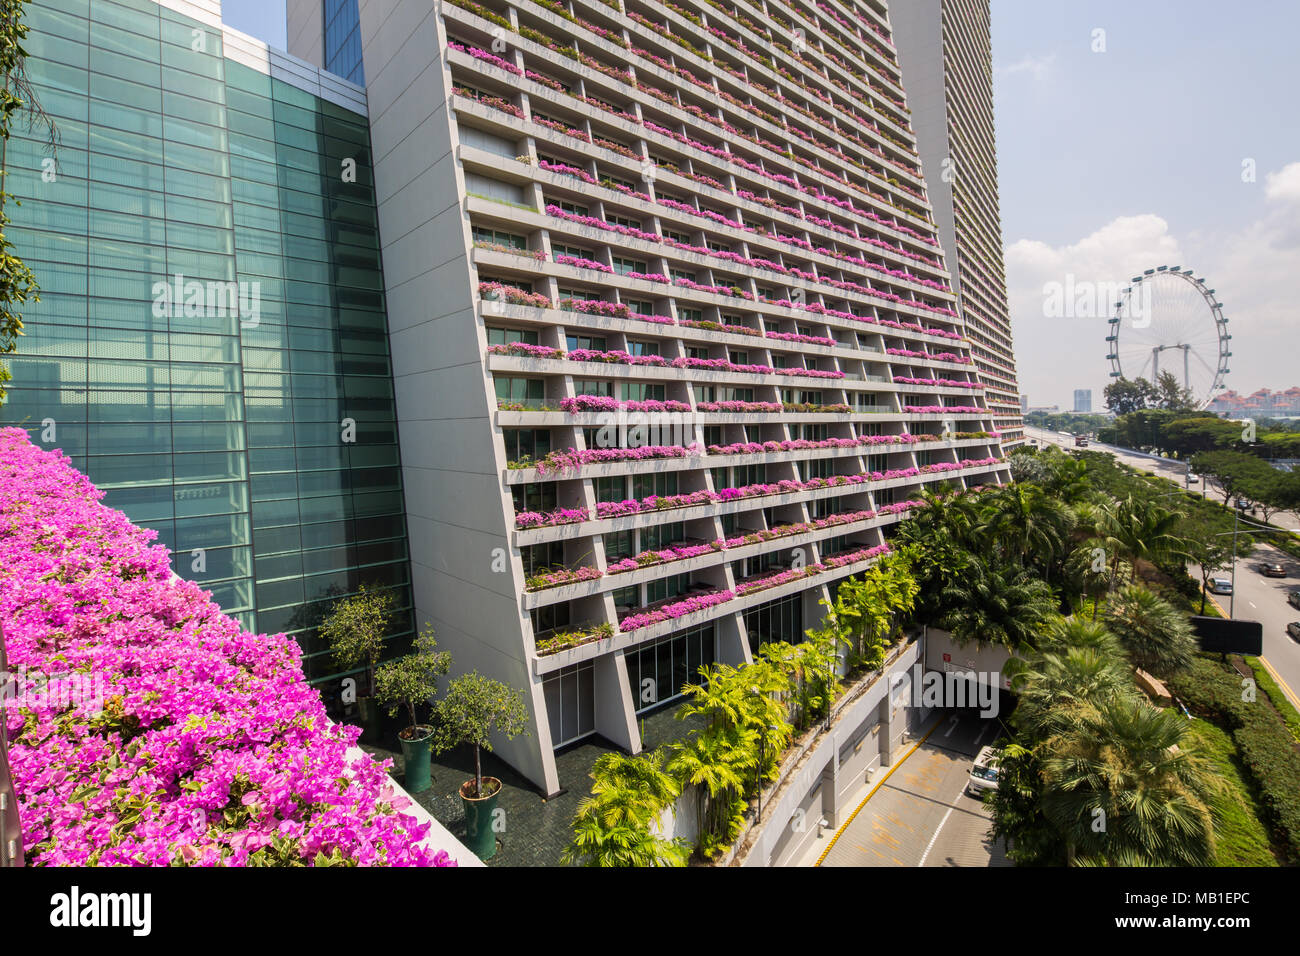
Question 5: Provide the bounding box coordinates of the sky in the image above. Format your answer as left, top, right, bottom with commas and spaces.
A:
221, 1, 1300, 411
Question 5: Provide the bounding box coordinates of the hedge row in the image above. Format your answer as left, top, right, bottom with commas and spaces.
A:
1169, 657, 1300, 862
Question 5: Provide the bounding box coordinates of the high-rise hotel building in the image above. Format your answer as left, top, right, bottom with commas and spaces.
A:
7, 0, 1010, 794
892, 0, 1024, 447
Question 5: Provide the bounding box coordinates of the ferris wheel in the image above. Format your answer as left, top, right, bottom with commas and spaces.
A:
1106, 266, 1231, 409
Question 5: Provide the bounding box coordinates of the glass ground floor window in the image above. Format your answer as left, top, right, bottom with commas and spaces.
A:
743, 592, 803, 655
543, 660, 596, 748
625, 623, 717, 714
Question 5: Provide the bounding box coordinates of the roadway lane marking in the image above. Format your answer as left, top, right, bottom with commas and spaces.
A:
1259, 656, 1300, 711
1249, 601, 1257, 609
917, 797, 960, 867
814, 714, 944, 867
973, 722, 990, 748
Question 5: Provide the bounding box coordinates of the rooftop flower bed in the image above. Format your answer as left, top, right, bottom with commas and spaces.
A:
0, 429, 454, 867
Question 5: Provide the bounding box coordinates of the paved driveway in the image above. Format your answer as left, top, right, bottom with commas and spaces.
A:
818, 710, 1010, 867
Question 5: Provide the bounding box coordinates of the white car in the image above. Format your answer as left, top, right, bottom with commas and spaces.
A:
1208, 576, 1233, 595
1187, 474, 1200, 483
967, 746, 1000, 797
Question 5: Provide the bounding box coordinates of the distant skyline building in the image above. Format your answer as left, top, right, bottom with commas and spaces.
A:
1073, 389, 1092, 413
1020, 394, 1029, 414
893, 0, 1023, 448
1208, 387, 1300, 418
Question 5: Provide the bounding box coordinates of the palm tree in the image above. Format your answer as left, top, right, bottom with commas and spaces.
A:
563, 750, 689, 867
1005, 617, 1130, 739
1102, 585, 1197, 678
1096, 495, 1188, 584
976, 483, 1073, 575
1039, 696, 1219, 866
938, 559, 1057, 651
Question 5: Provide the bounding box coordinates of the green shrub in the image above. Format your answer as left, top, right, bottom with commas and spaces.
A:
1169, 658, 1300, 861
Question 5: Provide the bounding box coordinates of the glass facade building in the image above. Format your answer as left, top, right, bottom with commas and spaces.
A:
2, 0, 412, 685
323, 0, 363, 86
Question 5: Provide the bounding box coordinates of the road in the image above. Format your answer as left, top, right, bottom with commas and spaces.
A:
817, 710, 1009, 867
1024, 425, 1300, 707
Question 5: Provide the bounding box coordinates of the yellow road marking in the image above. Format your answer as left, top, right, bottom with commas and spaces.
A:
814, 714, 944, 867
1258, 655, 1300, 711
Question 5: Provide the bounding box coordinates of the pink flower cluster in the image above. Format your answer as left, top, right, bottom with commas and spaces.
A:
903, 405, 986, 414
0, 429, 455, 867
707, 434, 921, 456
767, 331, 836, 346
527, 444, 701, 476
515, 507, 590, 530
524, 566, 603, 591
734, 543, 893, 597
894, 376, 981, 389
560, 396, 693, 414
487, 342, 564, 359
554, 254, 614, 273
618, 590, 736, 632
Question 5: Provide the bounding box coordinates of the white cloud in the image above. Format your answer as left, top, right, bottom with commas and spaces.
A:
1008, 168, 1300, 410
995, 54, 1056, 83
1264, 161, 1300, 204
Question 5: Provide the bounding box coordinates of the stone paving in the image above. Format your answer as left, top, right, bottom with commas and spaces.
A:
362, 698, 704, 866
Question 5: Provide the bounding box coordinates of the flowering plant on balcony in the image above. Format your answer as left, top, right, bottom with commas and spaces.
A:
451, 43, 524, 77
0, 430, 455, 867
902, 405, 985, 414
524, 566, 604, 591
534, 622, 615, 656
606, 541, 723, 574
523, 443, 700, 476
514, 506, 590, 529
559, 395, 693, 414
559, 298, 630, 319
628, 311, 675, 325
766, 331, 835, 346
486, 342, 565, 359
473, 240, 546, 261
618, 590, 736, 632
567, 348, 670, 368
478, 281, 552, 309
680, 318, 761, 337
555, 254, 614, 273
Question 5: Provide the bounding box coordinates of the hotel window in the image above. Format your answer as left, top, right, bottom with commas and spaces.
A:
613, 256, 648, 275
703, 426, 723, 446
554, 244, 594, 260
594, 477, 628, 503
686, 346, 710, 361
486, 327, 538, 346
543, 661, 596, 747
521, 541, 565, 576
695, 385, 716, 403
798, 424, 829, 441
625, 299, 654, 313
801, 458, 834, 481
663, 229, 691, 244
622, 382, 665, 402
609, 214, 642, 229
626, 340, 660, 357
632, 472, 678, 500
706, 239, 731, 252
572, 379, 614, 397
494, 376, 544, 406
641, 522, 685, 551
721, 388, 754, 402
729, 351, 749, 365
646, 573, 691, 605
557, 200, 589, 216
743, 593, 803, 654
606, 530, 636, 561
567, 333, 607, 351
472, 226, 528, 249
502, 428, 552, 463
679, 307, 703, 323
669, 269, 697, 282
624, 625, 717, 714
531, 602, 571, 636
511, 482, 557, 514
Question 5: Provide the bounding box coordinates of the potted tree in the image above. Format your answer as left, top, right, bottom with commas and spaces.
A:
373, 627, 451, 792
319, 584, 396, 742
431, 673, 529, 860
